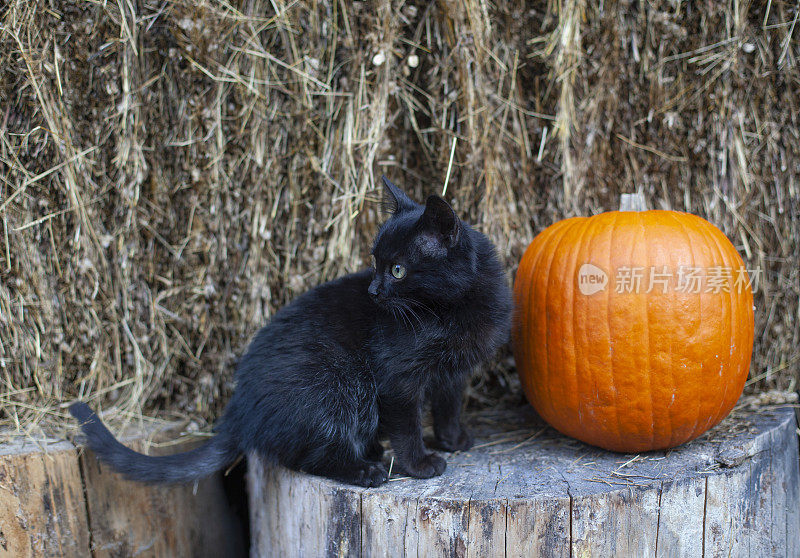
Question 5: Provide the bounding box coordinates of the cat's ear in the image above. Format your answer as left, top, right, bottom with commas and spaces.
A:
381, 176, 416, 214
421, 195, 460, 245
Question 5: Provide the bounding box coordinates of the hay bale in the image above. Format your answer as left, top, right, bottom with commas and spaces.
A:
0, 0, 797, 433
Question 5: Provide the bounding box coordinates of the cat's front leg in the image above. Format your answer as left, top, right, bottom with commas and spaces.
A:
365, 437, 384, 461
382, 395, 446, 478
430, 376, 474, 452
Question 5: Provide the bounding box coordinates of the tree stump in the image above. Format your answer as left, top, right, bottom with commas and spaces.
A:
248, 403, 799, 557
0, 425, 246, 558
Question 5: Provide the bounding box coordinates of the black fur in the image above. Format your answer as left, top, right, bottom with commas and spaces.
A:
69, 401, 237, 483
70, 177, 512, 487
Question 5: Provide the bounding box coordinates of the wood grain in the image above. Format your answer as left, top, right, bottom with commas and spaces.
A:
0, 440, 90, 558
78, 433, 245, 558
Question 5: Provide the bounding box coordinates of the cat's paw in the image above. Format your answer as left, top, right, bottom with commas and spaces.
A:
434, 425, 474, 452
403, 453, 447, 478
351, 462, 389, 488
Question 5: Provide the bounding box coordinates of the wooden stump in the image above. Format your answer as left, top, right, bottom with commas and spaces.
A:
248, 404, 799, 557
0, 425, 246, 558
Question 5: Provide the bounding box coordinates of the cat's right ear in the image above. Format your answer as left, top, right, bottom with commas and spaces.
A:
381, 176, 416, 215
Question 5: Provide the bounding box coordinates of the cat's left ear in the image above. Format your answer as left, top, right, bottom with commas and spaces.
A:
381, 176, 416, 214
421, 195, 460, 246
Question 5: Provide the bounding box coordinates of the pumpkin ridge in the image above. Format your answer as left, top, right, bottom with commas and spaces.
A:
521, 228, 554, 404
544, 220, 581, 428
513, 235, 538, 400
518, 235, 540, 400
707, 222, 748, 427
664, 211, 689, 447
672, 212, 705, 446
605, 211, 624, 449
661, 211, 692, 447
570, 216, 596, 437
695, 220, 728, 441
618, 211, 645, 448
702, 220, 733, 433
662, 214, 678, 449
586, 212, 615, 446
517, 219, 573, 417
639, 212, 656, 449
524, 224, 553, 422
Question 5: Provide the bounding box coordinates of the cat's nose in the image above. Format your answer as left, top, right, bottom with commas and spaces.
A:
368, 280, 380, 298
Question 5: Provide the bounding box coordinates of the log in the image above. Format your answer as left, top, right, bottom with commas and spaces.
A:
0, 425, 246, 558
0, 439, 90, 557
248, 404, 799, 557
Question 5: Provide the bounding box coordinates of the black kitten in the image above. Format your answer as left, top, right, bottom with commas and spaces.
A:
70, 177, 512, 487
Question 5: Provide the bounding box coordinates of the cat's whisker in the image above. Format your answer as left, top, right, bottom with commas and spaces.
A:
391, 300, 419, 342
400, 300, 425, 330
388, 303, 410, 332
405, 298, 438, 319
399, 305, 417, 339
393, 297, 428, 330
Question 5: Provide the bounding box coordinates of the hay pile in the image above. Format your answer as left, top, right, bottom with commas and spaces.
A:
1, 0, 798, 435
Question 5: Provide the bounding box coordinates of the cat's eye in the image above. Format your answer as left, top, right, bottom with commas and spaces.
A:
391, 264, 406, 279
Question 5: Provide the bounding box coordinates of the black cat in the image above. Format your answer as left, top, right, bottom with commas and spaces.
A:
70, 177, 512, 487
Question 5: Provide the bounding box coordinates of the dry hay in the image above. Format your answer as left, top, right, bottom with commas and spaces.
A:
0, 0, 798, 438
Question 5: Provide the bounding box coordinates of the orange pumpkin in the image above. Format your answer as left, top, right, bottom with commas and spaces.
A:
513, 202, 754, 452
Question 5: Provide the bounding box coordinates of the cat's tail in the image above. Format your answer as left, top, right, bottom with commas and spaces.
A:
69, 401, 238, 484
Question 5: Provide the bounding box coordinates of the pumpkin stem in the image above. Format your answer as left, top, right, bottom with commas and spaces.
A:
620, 193, 648, 212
